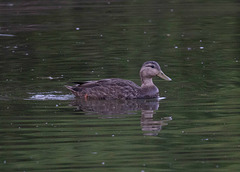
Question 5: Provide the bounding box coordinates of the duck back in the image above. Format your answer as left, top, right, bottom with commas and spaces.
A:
66, 78, 141, 99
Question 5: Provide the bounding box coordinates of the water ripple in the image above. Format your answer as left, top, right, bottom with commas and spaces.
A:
27, 92, 74, 100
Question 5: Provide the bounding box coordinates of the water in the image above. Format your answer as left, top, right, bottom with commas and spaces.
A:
0, 0, 239, 171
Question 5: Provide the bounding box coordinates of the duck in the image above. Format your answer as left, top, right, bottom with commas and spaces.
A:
65, 61, 171, 100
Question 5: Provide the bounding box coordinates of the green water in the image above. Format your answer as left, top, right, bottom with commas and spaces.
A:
0, 0, 239, 171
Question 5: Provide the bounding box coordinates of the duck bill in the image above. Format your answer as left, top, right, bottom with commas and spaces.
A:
157, 71, 172, 81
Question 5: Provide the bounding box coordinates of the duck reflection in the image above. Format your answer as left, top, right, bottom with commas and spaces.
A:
70, 98, 172, 136
141, 109, 172, 136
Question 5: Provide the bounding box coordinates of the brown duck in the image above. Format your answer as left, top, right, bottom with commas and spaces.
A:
65, 61, 171, 99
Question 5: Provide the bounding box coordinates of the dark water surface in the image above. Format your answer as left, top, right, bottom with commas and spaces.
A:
0, 0, 239, 171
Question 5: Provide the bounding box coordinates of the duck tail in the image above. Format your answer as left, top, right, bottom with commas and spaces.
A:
65, 85, 77, 93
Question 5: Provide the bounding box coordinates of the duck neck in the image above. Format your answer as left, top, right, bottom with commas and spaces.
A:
141, 77, 154, 87
140, 77, 159, 98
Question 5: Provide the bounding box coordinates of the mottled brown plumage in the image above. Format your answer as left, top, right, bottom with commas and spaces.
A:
65, 61, 171, 99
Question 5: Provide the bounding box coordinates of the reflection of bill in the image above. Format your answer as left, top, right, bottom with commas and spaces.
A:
141, 110, 172, 136
70, 98, 172, 136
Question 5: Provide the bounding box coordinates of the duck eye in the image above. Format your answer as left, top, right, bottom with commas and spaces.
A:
150, 65, 154, 68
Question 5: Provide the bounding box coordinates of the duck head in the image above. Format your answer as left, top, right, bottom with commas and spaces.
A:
140, 61, 172, 86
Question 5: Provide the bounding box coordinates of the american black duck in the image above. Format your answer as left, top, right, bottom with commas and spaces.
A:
65, 61, 171, 99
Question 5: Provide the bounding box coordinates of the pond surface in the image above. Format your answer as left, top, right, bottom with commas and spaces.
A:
0, 0, 239, 171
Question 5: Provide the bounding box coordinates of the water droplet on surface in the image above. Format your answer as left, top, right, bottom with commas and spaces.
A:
76, 27, 80, 30
102, 162, 105, 165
